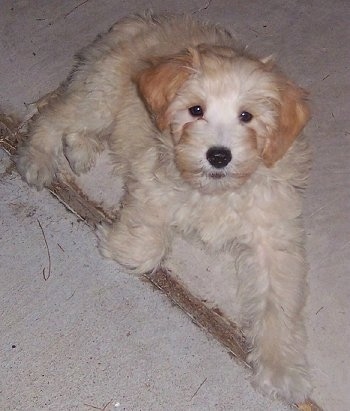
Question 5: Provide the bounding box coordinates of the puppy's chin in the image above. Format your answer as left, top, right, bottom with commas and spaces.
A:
179, 168, 253, 195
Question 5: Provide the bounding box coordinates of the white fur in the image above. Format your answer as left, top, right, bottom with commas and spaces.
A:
17, 13, 312, 404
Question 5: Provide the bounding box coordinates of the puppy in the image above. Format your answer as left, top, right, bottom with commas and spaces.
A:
17, 14, 312, 403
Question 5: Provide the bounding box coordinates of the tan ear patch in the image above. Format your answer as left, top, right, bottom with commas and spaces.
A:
135, 50, 196, 130
262, 83, 310, 167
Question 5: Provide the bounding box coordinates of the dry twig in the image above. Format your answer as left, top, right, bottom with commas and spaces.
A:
84, 399, 113, 411
64, 0, 91, 18
190, 377, 208, 400
37, 219, 51, 280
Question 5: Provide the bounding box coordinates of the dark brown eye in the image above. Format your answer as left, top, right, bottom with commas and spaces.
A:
189, 105, 203, 117
239, 111, 253, 123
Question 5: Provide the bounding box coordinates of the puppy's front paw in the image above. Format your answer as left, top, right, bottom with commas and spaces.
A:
16, 146, 56, 190
252, 361, 312, 404
96, 222, 165, 274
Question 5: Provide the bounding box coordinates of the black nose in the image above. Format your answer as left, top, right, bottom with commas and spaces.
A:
206, 146, 232, 169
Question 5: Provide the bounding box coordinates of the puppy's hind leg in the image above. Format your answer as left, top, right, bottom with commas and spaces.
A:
17, 90, 112, 190
17, 100, 68, 190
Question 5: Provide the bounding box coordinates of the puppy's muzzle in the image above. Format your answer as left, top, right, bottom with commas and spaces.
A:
206, 146, 232, 169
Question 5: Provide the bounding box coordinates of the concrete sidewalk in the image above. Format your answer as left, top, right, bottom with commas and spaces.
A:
1, 1, 349, 410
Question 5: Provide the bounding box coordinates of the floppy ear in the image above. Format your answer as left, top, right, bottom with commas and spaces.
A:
135, 49, 197, 130
262, 82, 310, 167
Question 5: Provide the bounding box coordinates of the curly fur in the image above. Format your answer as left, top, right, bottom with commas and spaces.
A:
17, 13, 312, 403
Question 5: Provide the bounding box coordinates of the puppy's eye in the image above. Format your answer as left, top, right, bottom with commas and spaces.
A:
239, 111, 253, 123
189, 105, 204, 117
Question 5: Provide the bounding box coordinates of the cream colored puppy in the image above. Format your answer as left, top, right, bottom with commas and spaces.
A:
17, 14, 311, 403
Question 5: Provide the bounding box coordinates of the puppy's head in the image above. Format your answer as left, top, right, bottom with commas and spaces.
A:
136, 45, 310, 193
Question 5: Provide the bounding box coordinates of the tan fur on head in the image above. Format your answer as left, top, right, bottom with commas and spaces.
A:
136, 49, 198, 130
136, 45, 237, 128
262, 82, 310, 167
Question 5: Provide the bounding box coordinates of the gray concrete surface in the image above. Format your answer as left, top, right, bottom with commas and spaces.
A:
1, 1, 350, 410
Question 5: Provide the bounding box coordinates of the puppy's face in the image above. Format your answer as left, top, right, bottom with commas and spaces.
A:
137, 46, 309, 194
